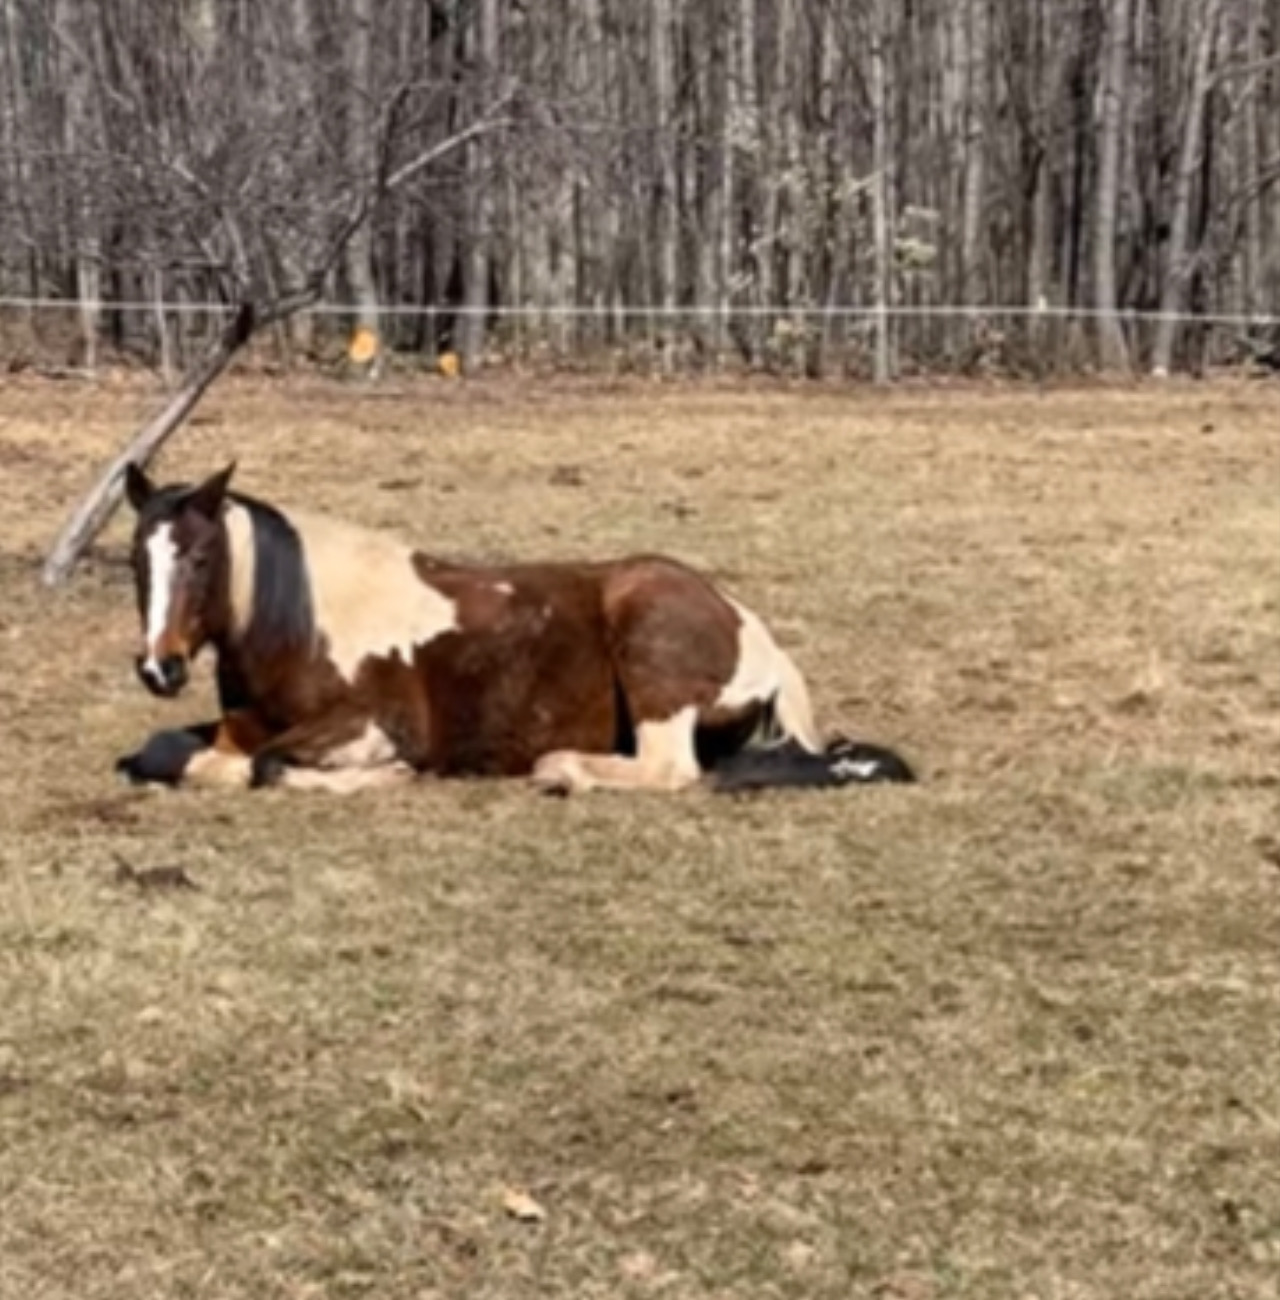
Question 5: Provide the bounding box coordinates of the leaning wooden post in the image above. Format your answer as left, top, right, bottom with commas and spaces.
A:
40, 302, 258, 587
39, 113, 511, 589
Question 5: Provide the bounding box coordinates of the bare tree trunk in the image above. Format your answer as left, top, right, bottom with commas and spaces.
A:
757, 0, 792, 360
960, 0, 988, 308
1151, 0, 1224, 376
813, 4, 841, 377
734, 0, 759, 362
651, 0, 677, 368
1258, 0, 1280, 311
1094, 0, 1132, 371
776, 0, 803, 323
281, 0, 317, 360
1238, 0, 1263, 319
458, 0, 498, 372
718, 0, 738, 365
343, 0, 381, 376
871, 0, 893, 383
150, 261, 174, 386
1, 0, 36, 338
59, 0, 100, 372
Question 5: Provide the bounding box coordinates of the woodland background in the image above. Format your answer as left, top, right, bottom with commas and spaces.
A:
2, 0, 1279, 379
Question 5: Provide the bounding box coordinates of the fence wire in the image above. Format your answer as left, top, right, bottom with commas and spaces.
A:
0, 297, 1278, 327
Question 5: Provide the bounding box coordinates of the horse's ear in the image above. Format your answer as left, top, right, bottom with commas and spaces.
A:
124, 462, 154, 512
186, 462, 237, 521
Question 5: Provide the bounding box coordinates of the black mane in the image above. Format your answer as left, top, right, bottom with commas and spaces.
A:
231, 492, 316, 656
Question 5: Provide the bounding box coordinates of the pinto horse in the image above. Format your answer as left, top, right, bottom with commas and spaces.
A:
116, 462, 913, 795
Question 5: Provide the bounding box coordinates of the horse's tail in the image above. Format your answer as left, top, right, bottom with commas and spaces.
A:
710, 732, 916, 793
772, 645, 824, 754
710, 645, 915, 793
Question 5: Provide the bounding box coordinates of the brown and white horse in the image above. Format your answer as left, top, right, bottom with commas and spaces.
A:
116, 462, 913, 794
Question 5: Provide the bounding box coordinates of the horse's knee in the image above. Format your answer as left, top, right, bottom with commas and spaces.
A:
116, 729, 208, 786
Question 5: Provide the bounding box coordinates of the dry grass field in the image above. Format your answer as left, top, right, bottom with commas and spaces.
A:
1, 373, 1278, 1299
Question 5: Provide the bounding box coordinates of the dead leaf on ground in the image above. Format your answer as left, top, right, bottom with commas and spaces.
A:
500, 1186, 547, 1223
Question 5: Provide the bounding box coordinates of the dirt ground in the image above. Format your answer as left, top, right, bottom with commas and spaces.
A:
0, 373, 1278, 1300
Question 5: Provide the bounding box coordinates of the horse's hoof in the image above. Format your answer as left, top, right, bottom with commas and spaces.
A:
249, 752, 288, 789
532, 770, 573, 798
116, 730, 206, 786
531, 752, 580, 796
824, 737, 917, 785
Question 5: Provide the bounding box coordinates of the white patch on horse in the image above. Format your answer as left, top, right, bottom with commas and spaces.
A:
141, 523, 178, 686
280, 764, 414, 794
493, 581, 514, 596
532, 705, 700, 793
714, 596, 822, 753
182, 748, 252, 788
829, 755, 884, 782
715, 597, 783, 710
318, 722, 398, 770
223, 502, 257, 636
291, 513, 459, 682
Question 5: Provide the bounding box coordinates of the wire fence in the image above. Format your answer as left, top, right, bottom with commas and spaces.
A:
1, 297, 1279, 325
3, 296, 1276, 379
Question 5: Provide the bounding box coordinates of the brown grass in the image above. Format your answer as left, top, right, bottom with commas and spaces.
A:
1, 372, 1279, 1299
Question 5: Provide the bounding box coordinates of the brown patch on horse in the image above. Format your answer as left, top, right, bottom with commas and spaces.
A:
215, 710, 273, 755
407, 555, 619, 775
601, 557, 741, 723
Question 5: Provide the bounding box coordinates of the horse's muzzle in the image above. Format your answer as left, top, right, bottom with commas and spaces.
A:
136, 653, 189, 698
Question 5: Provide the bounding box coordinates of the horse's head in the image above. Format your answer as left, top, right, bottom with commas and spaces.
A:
124, 461, 236, 698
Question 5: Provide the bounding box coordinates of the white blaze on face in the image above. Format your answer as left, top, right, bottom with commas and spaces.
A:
141, 522, 179, 686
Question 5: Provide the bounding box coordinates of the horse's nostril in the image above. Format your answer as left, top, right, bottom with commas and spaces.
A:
160, 655, 189, 691
136, 653, 189, 697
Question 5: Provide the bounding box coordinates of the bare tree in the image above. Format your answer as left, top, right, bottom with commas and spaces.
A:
1151, 0, 1225, 376
457, 0, 499, 372
38, 0, 514, 585
1094, 0, 1132, 371
4, 0, 1280, 389
342, 0, 382, 373
871, 0, 894, 384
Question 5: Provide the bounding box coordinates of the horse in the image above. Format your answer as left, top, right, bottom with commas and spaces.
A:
115, 462, 914, 795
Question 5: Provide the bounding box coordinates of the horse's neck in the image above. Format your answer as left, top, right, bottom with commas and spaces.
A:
221, 503, 258, 641
214, 499, 316, 674
217, 503, 444, 691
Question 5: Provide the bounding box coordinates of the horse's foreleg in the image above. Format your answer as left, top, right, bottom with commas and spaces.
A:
116, 724, 216, 786
117, 712, 269, 788
248, 710, 408, 791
